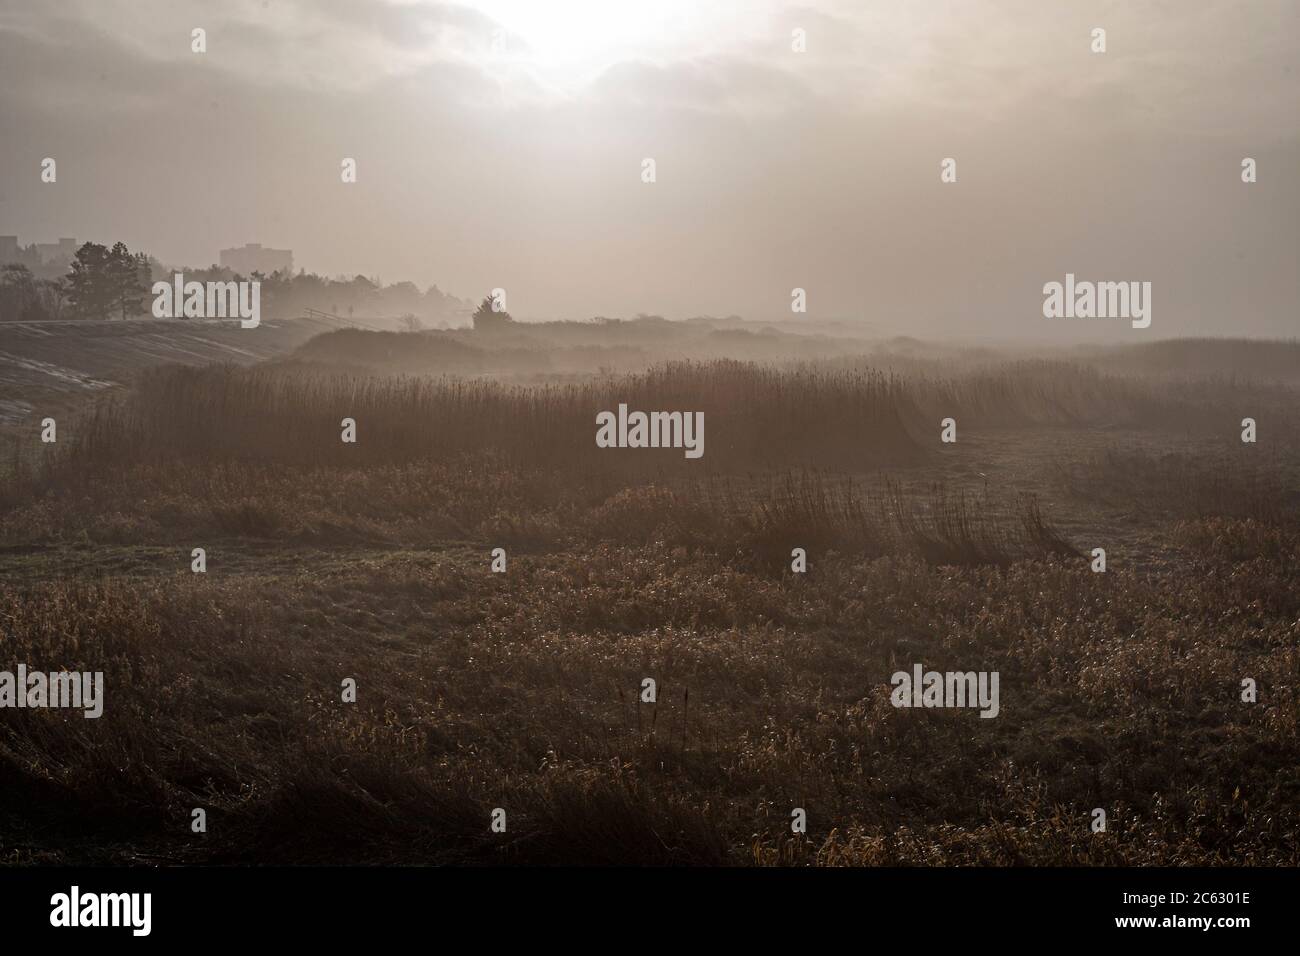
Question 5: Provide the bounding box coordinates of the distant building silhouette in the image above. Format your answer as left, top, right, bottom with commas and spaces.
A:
219, 242, 293, 276
0, 235, 77, 270
33, 237, 77, 267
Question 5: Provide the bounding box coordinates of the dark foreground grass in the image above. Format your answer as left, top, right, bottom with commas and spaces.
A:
0, 521, 1297, 865
1, 356, 1297, 865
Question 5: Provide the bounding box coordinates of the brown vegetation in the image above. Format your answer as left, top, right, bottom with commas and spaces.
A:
0, 344, 1297, 865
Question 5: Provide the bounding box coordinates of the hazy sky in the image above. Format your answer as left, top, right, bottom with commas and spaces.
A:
1, 0, 1296, 338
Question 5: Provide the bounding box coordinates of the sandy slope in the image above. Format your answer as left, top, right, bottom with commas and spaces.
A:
0, 314, 398, 425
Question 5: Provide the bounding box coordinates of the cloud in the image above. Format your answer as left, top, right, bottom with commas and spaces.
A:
590, 57, 816, 114
0, 0, 515, 96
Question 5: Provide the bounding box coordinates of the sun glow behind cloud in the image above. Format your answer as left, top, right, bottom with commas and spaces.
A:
469, 0, 760, 84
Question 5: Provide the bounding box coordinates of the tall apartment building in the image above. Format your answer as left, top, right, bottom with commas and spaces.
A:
33, 237, 78, 267
0, 236, 77, 269
219, 243, 294, 276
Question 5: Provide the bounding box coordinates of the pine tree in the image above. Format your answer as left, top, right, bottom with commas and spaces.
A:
471, 294, 513, 331
108, 242, 147, 320
65, 242, 115, 319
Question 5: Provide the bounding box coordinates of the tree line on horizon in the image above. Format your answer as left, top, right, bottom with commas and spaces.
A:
0, 241, 471, 324
0, 241, 148, 322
